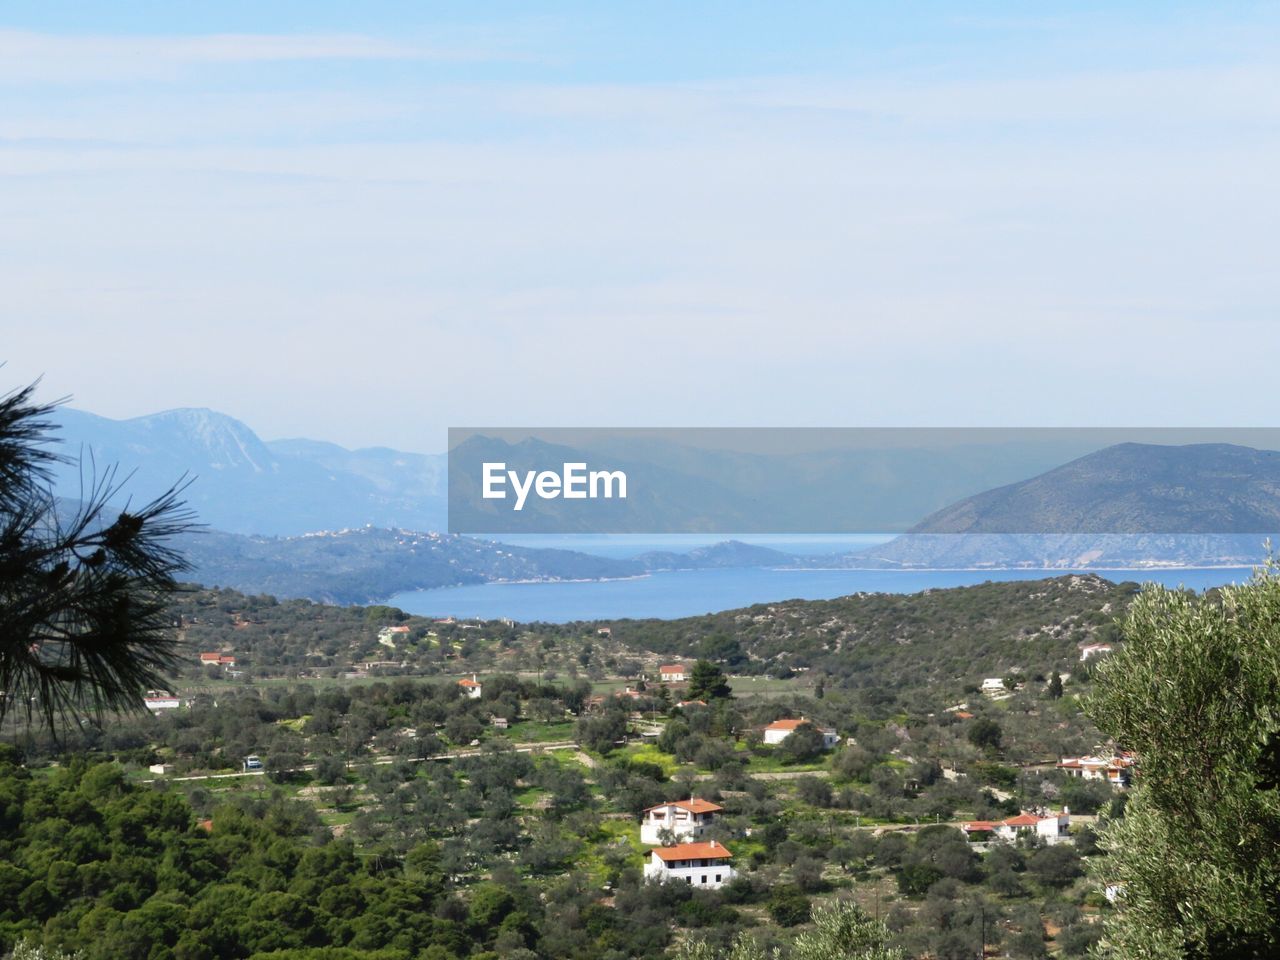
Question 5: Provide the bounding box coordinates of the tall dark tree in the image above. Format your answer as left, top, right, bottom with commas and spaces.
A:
1047, 670, 1064, 699
0, 381, 194, 726
685, 659, 731, 700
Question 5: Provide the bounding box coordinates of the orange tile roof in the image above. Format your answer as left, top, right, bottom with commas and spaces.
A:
458, 678, 481, 687
650, 842, 733, 862
1001, 813, 1043, 827
765, 718, 810, 731
645, 799, 723, 814
660, 664, 686, 672
963, 821, 997, 831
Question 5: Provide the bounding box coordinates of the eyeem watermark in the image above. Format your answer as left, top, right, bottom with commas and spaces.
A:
482, 462, 627, 511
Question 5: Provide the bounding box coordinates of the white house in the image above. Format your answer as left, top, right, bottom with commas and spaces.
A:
762, 717, 839, 748
659, 664, 687, 683
641, 798, 724, 845
1057, 754, 1135, 788
144, 692, 181, 711
980, 678, 1008, 696
643, 840, 735, 888
378, 625, 410, 648
1079, 643, 1113, 661
963, 809, 1071, 844
458, 675, 482, 699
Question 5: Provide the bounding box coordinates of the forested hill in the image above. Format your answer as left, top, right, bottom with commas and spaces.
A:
169, 575, 1138, 710
605, 575, 1138, 696
174, 527, 642, 605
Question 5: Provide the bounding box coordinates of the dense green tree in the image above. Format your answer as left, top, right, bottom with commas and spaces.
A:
686, 660, 732, 701
778, 723, 827, 764
1047, 671, 1063, 699
767, 886, 811, 927
1086, 572, 1280, 958
967, 717, 1003, 752
790, 901, 906, 960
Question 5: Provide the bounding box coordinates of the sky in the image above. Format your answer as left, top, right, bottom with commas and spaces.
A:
3, 2, 1279, 452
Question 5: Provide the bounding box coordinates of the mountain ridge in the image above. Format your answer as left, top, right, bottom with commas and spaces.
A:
48, 406, 447, 536
908, 441, 1280, 535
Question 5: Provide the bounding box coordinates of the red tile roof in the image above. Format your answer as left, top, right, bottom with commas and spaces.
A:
645, 799, 723, 815
458, 678, 481, 687
765, 718, 810, 731
650, 842, 733, 862
1001, 814, 1041, 827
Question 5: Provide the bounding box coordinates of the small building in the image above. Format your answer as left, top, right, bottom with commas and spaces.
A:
458, 675, 482, 699
198, 653, 237, 669
643, 840, 735, 888
1079, 643, 1113, 662
963, 808, 1071, 844
378, 625, 410, 648
762, 717, 839, 748
641, 798, 724, 845
144, 694, 181, 711
677, 699, 708, 709
980, 678, 1007, 696
490, 716, 509, 730
148, 763, 172, 775
1057, 753, 1135, 788
659, 664, 688, 683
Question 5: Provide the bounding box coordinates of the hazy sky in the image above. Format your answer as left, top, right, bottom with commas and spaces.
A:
3, 2, 1278, 452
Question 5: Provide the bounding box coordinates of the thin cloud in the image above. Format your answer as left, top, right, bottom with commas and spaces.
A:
0, 29, 514, 82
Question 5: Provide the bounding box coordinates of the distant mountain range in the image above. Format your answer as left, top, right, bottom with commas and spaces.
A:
48, 408, 447, 536
38, 408, 1280, 599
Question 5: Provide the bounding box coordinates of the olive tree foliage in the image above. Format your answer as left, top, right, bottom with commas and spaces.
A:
674, 901, 904, 960
5, 943, 83, 960
1085, 570, 1280, 959
0, 383, 194, 726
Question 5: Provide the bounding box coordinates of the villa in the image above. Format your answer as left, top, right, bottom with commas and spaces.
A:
963, 808, 1071, 844
1057, 753, 1135, 788
641, 798, 724, 844
643, 840, 735, 888
762, 717, 839, 748
659, 664, 688, 683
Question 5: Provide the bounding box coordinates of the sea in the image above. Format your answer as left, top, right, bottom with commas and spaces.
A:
386, 535, 1259, 623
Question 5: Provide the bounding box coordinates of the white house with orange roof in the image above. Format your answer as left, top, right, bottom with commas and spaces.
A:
458, 675, 482, 700
1057, 753, 1135, 788
143, 691, 181, 711
659, 664, 688, 683
198, 652, 237, 668
643, 840, 735, 888
962, 808, 1071, 844
641, 798, 724, 844
762, 717, 839, 748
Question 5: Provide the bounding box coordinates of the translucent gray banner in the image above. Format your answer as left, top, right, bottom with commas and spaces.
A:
447, 427, 1280, 535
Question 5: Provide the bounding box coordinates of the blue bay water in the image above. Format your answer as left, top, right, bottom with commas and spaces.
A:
387, 565, 1257, 623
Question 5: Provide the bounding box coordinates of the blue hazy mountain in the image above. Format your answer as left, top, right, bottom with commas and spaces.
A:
906, 442, 1280, 535
48, 407, 447, 536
